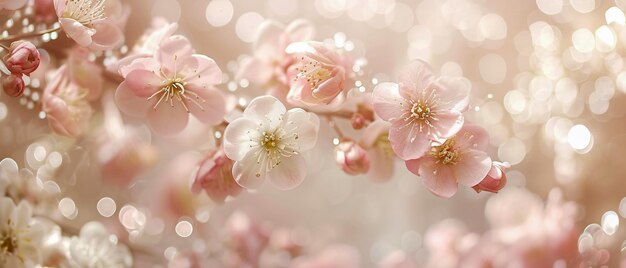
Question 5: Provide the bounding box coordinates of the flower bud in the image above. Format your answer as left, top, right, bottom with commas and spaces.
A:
1, 74, 25, 97
191, 148, 242, 203
351, 113, 366, 130
472, 162, 509, 193
4, 41, 40, 75
335, 140, 370, 175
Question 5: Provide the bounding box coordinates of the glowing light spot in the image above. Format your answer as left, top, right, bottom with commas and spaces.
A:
601, 211, 619, 235
175, 220, 193, 238
572, 28, 595, 53
59, 198, 77, 220
536, 0, 563, 15
479, 13, 507, 40
205, 0, 234, 27
236, 12, 264, 43
568, 124, 592, 152
606, 7, 626, 25
97, 197, 117, 218
570, 0, 595, 13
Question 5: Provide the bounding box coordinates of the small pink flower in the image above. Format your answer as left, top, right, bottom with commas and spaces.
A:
1, 74, 25, 97
372, 60, 470, 160
360, 120, 395, 182
34, 0, 56, 23
191, 147, 242, 204
42, 66, 93, 137
54, 0, 124, 50
97, 130, 158, 187
405, 124, 492, 198
291, 244, 361, 268
335, 140, 370, 175
4, 41, 41, 76
115, 35, 226, 136
225, 212, 271, 266
473, 161, 509, 193
285, 41, 354, 109
68, 47, 103, 100
224, 96, 319, 190
0, 0, 27, 11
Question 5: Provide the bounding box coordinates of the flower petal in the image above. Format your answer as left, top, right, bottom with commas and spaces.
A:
235, 56, 273, 84
267, 154, 307, 190
286, 19, 315, 41
419, 162, 458, 198
244, 95, 286, 128
115, 80, 152, 118
388, 123, 430, 160
435, 76, 471, 112
89, 21, 124, 50
156, 35, 194, 75
372, 82, 407, 122
360, 120, 390, 148
53, 0, 65, 18
452, 150, 491, 187
254, 20, 284, 61
124, 69, 162, 97
431, 110, 464, 140
232, 157, 266, 190
187, 87, 227, 125
181, 54, 222, 87
223, 118, 259, 161
454, 124, 490, 151
60, 18, 94, 47
283, 109, 319, 151
398, 60, 436, 97
146, 100, 189, 136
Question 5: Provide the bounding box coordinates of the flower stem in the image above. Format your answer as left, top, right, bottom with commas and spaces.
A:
0, 25, 61, 43
326, 116, 345, 138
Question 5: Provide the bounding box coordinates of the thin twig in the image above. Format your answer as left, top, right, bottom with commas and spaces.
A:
0, 25, 61, 43
326, 116, 345, 138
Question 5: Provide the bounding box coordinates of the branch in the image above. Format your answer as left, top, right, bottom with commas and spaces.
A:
0, 25, 61, 43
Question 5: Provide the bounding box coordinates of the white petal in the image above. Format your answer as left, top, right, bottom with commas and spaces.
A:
283, 109, 319, 152
232, 153, 266, 190
244, 95, 286, 129
267, 154, 307, 190
223, 118, 259, 161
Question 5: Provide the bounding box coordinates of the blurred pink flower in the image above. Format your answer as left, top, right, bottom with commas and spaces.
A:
34, 0, 56, 23
224, 212, 271, 267
378, 251, 417, 268
97, 130, 158, 187
223, 96, 320, 190
286, 41, 354, 109
68, 47, 103, 100
115, 35, 226, 136
405, 124, 492, 198
1, 74, 25, 97
359, 120, 395, 182
291, 244, 361, 268
372, 60, 470, 160
473, 161, 509, 193
4, 41, 40, 76
191, 147, 242, 204
54, 0, 124, 50
0, 0, 27, 10
335, 140, 370, 175
42, 66, 93, 137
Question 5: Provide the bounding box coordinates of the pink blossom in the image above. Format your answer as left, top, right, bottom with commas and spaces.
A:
225, 212, 271, 267
1, 74, 25, 97
335, 140, 370, 175
42, 66, 93, 137
372, 60, 470, 160
405, 124, 492, 198
68, 47, 103, 100
223, 96, 320, 190
0, 0, 27, 11
34, 0, 56, 23
4, 41, 41, 76
473, 161, 509, 193
359, 120, 395, 182
237, 20, 314, 101
291, 244, 361, 268
285, 41, 354, 109
191, 147, 242, 204
115, 35, 226, 136
53, 0, 124, 50
378, 251, 417, 268
97, 130, 158, 187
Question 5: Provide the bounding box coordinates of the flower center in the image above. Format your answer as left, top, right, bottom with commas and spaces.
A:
0, 231, 18, 255
147, 78, 206, 112
63, 0, 106, 25
398, 89, 441, 141
411, 102, 431, 120
261, 132, 279, 150
294, 58, 332, 89
430, 139, 460, 165
248, 121, 300, 178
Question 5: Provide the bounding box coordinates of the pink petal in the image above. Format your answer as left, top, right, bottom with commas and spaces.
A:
435, 76, 471, 112
431, 110, 464, 139
187, 87, 226, 125
53, 0, 64, 17
3, 0, 27, 10
115, 81, 151, 117
124, 69, 162, 97
181, 55, 222, 88
244, 96, 286, 127
253, 20, 284, 61
453, 124, 490, 151
232, 156, 266, 190
405, 157, 427, 176
146, 101, 189, 136
59, 18, 94, 47
156, 35, 194, 75
419, 161, 458, 198
283, 109, 319, 151
267, 154, 307, 190
398, 60, 436, 98
452, 150, 491, 187
118, 56, 160, 78
360, 120, 390, 148
235, 56, 273, 84
89, 21, 124, 50
223, 118, 258, 161
286, 19, 315, 41
372, 82, 407, 122
388, 123, 430, 160
310, 67, 345, 103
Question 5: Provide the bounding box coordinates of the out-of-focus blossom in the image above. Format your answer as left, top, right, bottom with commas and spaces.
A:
268, 228, 303, 257
97, 129, 158, 186
191, 147, 242, 204
405, 124, 492, 198
286, 41, 354, 110
291, 244, 361, 268
473, 161, 510, 193
372, 60, 470, 160
1, 74, 25, 97
63, 221, 133, 268
335, 140, 370, 175
0, 197, 45, 267
115, 35, 226, 136
0, 158, 58, 211
424, 219, 476, 268
360, 120, 394, 182
237, 19, 314, 102
4, 41, 40, 75
67, 47, 103, 100
578, 247, 609, 268
34, 0, 57, 23
223, 96, 320, 190
0, 0, 27, 11
54, 0, 124, 50
378, 251, 417, 268
42, 66, 93, 137
223, 212, 271, 267
104, 0, 130, 30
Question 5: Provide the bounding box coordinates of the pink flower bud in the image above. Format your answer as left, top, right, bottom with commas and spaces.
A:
351, 113, 366, 130
472, 162, 510, 193
1, 74, 25, 97
4, 41, 40, 75
335, 140, 370, 175
34, 0, 56, 23
191, 148, 242, 204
